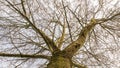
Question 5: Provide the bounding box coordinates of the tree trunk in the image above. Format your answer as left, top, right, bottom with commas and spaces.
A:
47, 56, 71, 68
47, 51, 72, 68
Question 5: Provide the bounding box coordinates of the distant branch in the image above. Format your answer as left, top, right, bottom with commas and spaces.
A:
21, 0, 26, 15
96, 12, 120, 23
5, 0, 60, 53
67, 7, 83, 27
62, 0, 73, 42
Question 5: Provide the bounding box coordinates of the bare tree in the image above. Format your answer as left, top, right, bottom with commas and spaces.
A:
0, 0, 120, 68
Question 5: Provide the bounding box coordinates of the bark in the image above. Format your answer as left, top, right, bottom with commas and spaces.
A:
47, 51, 72, 68
47, 56, 71, 68
47, 51, 87, 68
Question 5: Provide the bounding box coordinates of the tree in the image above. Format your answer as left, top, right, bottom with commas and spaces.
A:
0, 0, 120, 68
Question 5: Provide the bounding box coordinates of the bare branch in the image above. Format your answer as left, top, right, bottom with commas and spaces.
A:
21, 0, 26, 15
0, 52, 51, 60
62, 0, 73, 42
57, 22, 66, 49
95, 12, 120, 23
5, 0, 59, 53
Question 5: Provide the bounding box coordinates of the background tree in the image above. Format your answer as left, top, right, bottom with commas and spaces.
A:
0, 0, 120, 68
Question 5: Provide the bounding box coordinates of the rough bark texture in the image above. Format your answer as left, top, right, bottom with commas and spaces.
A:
47, 51, 72, 68
47, 56, 71, 68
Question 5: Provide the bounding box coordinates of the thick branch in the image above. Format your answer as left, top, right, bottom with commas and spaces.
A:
63, 19, 96, 57
63, 12, 120, 57
0, 53, 51, 60
5, 0, 59, 53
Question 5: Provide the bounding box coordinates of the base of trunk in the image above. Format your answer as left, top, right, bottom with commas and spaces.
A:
47, 56, 71, 68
